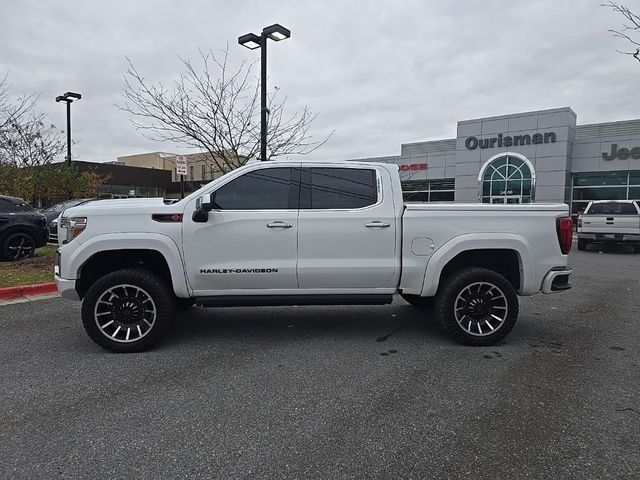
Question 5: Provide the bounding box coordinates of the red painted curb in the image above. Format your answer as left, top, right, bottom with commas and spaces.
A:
0, 282, 58, 300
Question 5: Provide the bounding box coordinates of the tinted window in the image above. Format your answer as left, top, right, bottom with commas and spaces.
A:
0, 198, 32, 213
430, 191, 455, 201
303, 168, 377, 209
587, 202, 638, 215
0, 199, 12, 213
213, 168, 297, 210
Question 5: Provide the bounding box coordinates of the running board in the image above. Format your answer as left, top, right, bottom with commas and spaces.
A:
194, 294, 393, 308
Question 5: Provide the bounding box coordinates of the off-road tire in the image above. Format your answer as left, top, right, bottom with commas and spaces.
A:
400, 294, 435, 309
435, 267, 519, 346
81, 268, 175, 353
577, 239, 587, 251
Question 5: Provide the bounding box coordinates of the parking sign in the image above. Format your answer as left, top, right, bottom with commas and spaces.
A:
176, 155, 187, 176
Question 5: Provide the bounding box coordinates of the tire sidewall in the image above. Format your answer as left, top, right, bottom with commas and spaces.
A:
81, 268, 175, 352
435, 267, 519, 346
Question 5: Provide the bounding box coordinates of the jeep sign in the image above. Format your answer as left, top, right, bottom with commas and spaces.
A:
602, 144, 640, 161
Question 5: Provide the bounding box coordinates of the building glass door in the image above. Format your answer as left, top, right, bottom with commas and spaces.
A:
491, 195, 522, 204
481, 155, 534, 203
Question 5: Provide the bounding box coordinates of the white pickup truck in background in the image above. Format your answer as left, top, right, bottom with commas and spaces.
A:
54, 161, 574, 352
577, 200, 640, 252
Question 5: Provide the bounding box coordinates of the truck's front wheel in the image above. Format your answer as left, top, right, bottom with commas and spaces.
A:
81, 268, 175, 353
435, 267, 518, 346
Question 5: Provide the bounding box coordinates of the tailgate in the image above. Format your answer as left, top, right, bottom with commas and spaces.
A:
582, 214, 640, 234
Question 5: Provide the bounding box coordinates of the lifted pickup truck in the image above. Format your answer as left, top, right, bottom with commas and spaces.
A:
577, 200, 640, 252
55, 161, 574, 352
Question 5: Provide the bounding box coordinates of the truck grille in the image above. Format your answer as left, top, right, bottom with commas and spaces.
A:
48, 221, 58, 243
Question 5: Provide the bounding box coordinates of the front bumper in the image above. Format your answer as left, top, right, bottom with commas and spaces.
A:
55, 275, 80, 300
541, 267, 573, 294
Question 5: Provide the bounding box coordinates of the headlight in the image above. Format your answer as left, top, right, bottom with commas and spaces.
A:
60, 217, 87, 244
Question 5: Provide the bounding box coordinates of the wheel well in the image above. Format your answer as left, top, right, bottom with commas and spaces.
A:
439, 249, 521, 292
76, 249, 172, 299
1, 226, 37, 242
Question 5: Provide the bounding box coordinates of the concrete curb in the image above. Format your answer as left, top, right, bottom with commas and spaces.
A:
0, 282, 57, 300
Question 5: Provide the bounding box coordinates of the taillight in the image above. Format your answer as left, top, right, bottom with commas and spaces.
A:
577, 215, 582, 229
556, 217, 573, 255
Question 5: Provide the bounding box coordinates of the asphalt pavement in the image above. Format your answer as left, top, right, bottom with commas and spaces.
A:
1, 245, 639, 479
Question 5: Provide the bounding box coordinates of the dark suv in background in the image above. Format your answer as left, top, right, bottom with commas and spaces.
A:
0, 195, 48, 261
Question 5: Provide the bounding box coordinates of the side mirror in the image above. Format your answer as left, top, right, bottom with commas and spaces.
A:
202, 192, 215, 212
192, 194, 214, 223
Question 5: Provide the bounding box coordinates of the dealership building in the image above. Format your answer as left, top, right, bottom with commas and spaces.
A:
352, 107, 640, 215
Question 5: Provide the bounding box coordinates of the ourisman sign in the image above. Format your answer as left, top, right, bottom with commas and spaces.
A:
465, 131, 557, 150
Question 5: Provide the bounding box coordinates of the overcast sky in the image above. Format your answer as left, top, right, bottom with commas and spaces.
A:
1, 0, 639, 163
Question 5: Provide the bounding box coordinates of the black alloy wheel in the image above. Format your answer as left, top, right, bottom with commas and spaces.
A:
435, 267, 519, 346
81, 268, 175, 352
3, 232, 36, 261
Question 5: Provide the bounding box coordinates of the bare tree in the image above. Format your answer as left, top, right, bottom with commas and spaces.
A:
118, 48, 332, 173
0, 115, 65, 167
0, 73, 36, 140
0, 74, 65, 167
603, 2, 640, 63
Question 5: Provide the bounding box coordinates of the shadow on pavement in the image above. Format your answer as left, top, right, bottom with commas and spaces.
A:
160, 303, 451, 349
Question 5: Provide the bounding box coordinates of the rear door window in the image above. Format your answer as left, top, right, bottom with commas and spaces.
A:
301, 168, 378, 209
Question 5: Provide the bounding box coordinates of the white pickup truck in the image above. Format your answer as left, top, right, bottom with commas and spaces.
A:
54, 161, 574, 352
577, 200, 640, 252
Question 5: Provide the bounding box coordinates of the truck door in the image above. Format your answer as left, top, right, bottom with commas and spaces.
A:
182, 166, 301, 295
296, 166, 397, 289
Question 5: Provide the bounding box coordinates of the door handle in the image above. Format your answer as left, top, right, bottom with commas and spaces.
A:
365, 221, 390, 228
267, 221, 293, 228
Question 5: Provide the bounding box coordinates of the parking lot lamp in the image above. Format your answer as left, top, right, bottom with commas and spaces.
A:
238, 24, 291, 161
55, 92, 82, 165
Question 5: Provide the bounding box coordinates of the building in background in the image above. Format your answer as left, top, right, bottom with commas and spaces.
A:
75, 161, 172, 198
352, 107, 640, 215
117, 151, 245, 197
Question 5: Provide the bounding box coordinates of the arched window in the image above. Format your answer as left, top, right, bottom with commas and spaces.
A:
479, 153, 535, 204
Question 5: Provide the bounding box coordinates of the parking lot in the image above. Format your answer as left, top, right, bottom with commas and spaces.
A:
1, 246, 639, 480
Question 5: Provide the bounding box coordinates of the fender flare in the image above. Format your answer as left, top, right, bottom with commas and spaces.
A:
66, 233, 191, 297
420, 233, 534, 297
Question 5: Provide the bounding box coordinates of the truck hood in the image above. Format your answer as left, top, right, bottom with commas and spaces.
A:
63, 197, 173, 217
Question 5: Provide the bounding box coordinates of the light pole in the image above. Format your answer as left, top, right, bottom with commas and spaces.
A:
238, 24, 291, 161
55, 91, 81, 165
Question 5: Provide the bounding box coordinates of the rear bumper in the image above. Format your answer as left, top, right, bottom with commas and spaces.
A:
35, 227, 49, 247
541, 267, 573, 294
578, 233, 640, 243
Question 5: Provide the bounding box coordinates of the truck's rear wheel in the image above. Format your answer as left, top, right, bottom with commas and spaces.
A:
435, 267, 518, 346
577, 239, 587, 251
81, 268, 175, 353
401, 294, 434, 309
